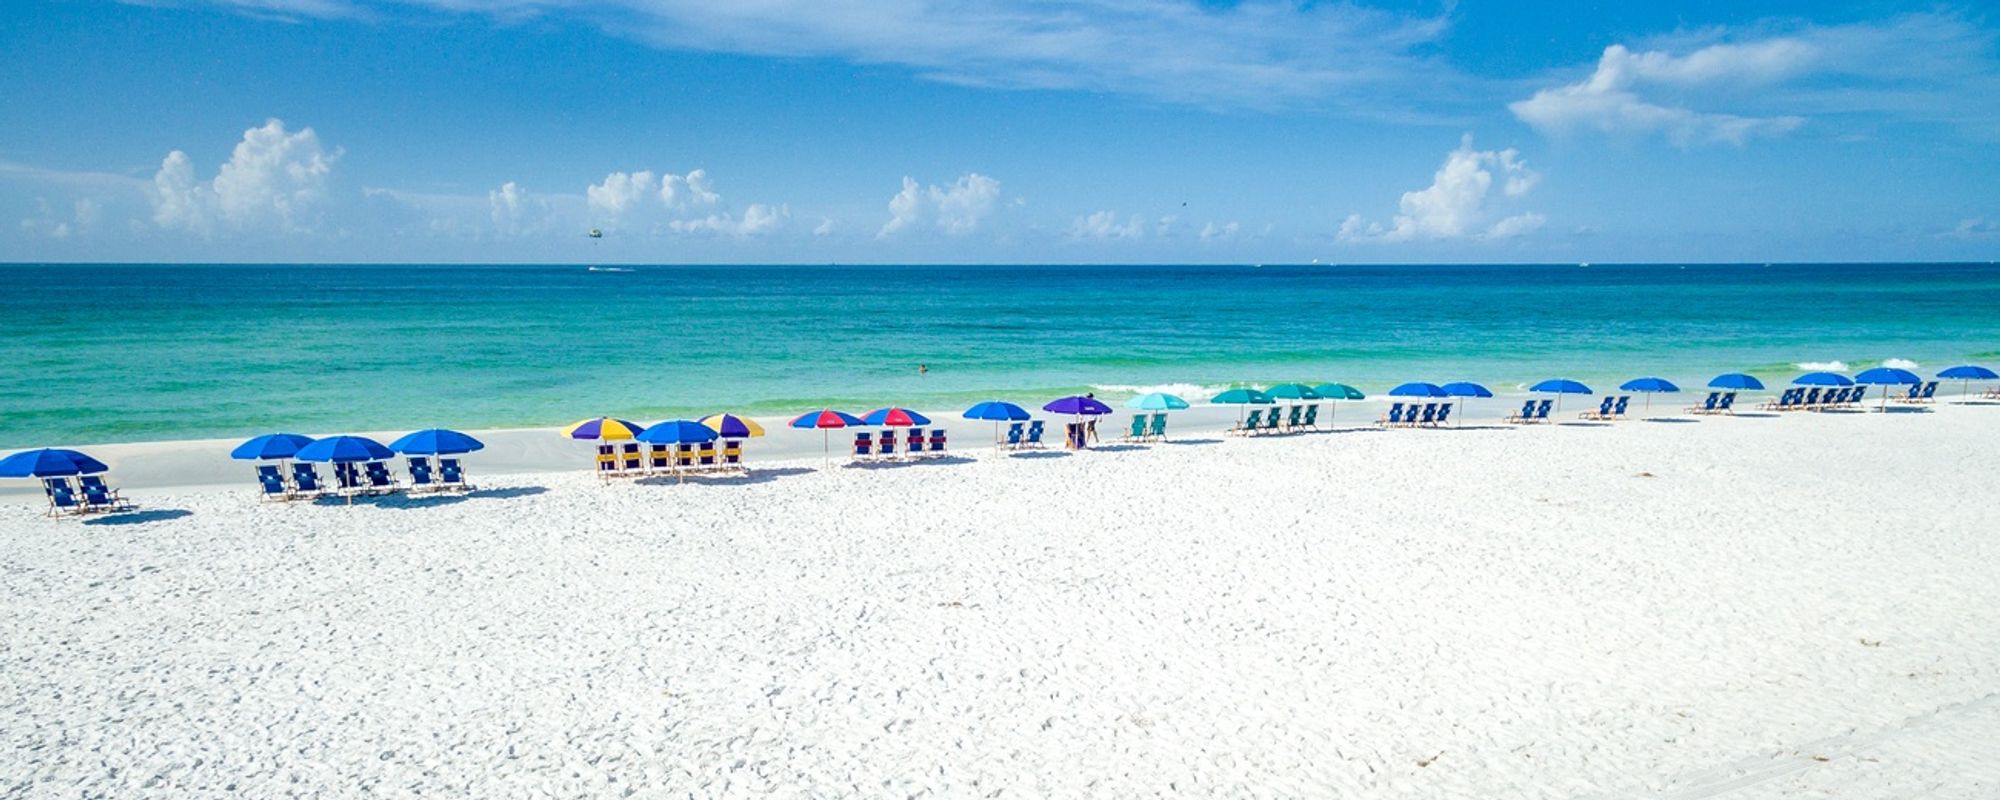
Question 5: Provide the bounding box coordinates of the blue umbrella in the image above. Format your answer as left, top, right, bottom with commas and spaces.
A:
1937, 364, 1998, 401
1043, 396, 1113, 416
231, 433, 315, 461
1708, 373, 1766, 391
0, 448, 108, 478
636, 419, 719, 444
1126, 392, 1190, 410
1438, 382, 1490, 426
293, 435, 395, 464
388, 428, 485, 455
1389, 382, 1448, 398
963, 400, 1031, 421
1792, 371, 1853, 387
1618, 377, 1680, 415
1530, 378, 1592, 414
1854, 366, 1921, 410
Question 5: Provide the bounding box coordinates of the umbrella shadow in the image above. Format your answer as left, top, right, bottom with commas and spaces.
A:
1162, 438, 1223, 446
1557, 421, 1613, 428
846, 456, 977, 470
1878, 405, 1933, 414
645, 467, 818, 485
379, 493, 470, 508
1641, 417, 1701, 424
468, 486, 549, 500
1730, 412, 1780, 419
1436, 425, 1513, 431
83, 508, 192, 526
1010, 450, 1072, 460
1088, 444, 1148, 453
1323, 426, 1389, 435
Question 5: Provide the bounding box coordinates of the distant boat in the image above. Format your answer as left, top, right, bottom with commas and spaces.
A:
587, 266, 632, 273
1578, 262, 1591, 267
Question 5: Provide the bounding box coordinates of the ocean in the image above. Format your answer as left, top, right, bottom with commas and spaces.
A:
3, 262, 1997, 448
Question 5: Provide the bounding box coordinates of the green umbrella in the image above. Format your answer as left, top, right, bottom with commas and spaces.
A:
1263, 383, 1321, 400
1211, 387, 1273, 427
1311, 383, 1366, 422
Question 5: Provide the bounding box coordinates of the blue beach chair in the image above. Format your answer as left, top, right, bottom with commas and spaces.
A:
292, 463, 325, 496
1717, 392, 1737, 414
1612, 396, 1630, 418
1378, 403, 1406, 428
1286, 406, 1303, 431
1433, 403, 1452, 426
928, 430, 947, 455
43, 478, 82, 517
1026, 421, 1047, 448
1581, 396, 1614, 420
1918, 381, 1938, 402
1530, 400, 1554, 422
1505, 400, 1536, 424
1003, 423, 1023, 449
1263, 410, 1282, 433
80, 477, 133, 513
852, 432, 873, 459
878, 430, 899, 460
1413, 403, 1437, 426
439, 458, 470, 491
407, 456, 436, 492
1688, 392, 1719, 414
362, 461, 399, 494
256, 464, 289, 500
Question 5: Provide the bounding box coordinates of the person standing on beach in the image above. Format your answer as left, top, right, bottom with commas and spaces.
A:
1085, 392, 1100, 442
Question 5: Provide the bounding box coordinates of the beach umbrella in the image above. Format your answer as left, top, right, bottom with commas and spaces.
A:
0, 448, 108, 478
1792, 371, 1853, 387
1618, 377, 1680, 414
1708, 373, 1766, 391
1263, 383, 1321, 400
790, 408, 866, 460
636, 419, 719, 444
1854, 366, 1921, 410
1937, 364, 1998, 401
963, 400, 1032, 444
861, 407, 932, 427
1311, 383, 1365, 422
1125, 392, 1190, 410
1389, 382, 1448, 398
1210, 387, 1273, 425
1440, 382, 1491, 426
387, 428, 485, 455
293, 435, 394, 464
230, 433, 315, 461
563, 417, 646, 441
1529, 378, 1592, 414
699, 413, 765, 439
1043, 396, 1113, 416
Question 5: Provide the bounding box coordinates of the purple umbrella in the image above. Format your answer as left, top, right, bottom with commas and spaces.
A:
1043, 395, 1113, 416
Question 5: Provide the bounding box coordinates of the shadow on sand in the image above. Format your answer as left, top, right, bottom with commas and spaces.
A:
845, 456, 977, 471
83, 508, 193, 526
1010, 450, 1072, 460
1641, 417, 1701, 424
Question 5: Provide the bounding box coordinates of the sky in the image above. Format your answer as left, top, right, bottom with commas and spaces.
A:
2, 0, 1998, 264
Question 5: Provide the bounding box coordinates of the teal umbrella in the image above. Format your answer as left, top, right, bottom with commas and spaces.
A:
1211, 387, 1273, 426
1125, 392, 1190, 410
1311, 382, 1366, 422
1263, 383, 1321, 400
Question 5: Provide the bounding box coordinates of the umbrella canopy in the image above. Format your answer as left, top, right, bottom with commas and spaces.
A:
1389, 382, 1448, 398
1619, 377, 1681, 393
1263, 383, 1321, 400
230, 433, 315, 461
636, 419, 719, 444
1440, 381, 1492, 398
1937, 365, 1998, 380
1210, 388, 1273, 405
0, 448, 109, 478
962, 400, 1031, 421
1530, 378, 1593, 395
1793, 371, 1854, 387
1708, 373, 1766, 390
1125, 392, 1190, 410
1044, 395, 1113, 415
699, 413, 766, 438
293, 435, 395, 463
563, 417, 646, 440
1311, 383, 1366, 400
789, 409, 865, 429
388, 428, 485, 455
861, 407, 932, 427
1853, 366, 1920, 386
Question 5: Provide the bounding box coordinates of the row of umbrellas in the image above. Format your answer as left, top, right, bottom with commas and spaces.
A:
230, 429, 487, 464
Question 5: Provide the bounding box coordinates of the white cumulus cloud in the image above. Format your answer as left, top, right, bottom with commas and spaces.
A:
1070, 210, 1145, 240
878, 173, 1002, 238
1340, 135, 1543, 243
669, 203, 788, 236
151, 118, 339, 235
1199, 221, 1241, 242
1511, 40, 1814, 146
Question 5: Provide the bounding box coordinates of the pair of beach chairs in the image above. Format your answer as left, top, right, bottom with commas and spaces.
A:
1505, 399, 1555, 424
1761, 386, 1869, 412
256, 460, 410, 501
1578, 395, 1633, 421
1685, 392, 1740, 415
1892, 382, 1940, 404
1378, 402, 1453, 428
1122, 413, 1170, 442
853, 428, 948, 461
42, 475, 135, 517
999, 421, 1047, 449
1233, 405, 1320, 436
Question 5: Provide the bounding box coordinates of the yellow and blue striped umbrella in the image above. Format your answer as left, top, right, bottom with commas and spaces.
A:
699, 413, 765, 438
562, 417, 646, 440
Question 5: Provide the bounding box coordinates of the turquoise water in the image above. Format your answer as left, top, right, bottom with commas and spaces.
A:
3, 262, 1997, 448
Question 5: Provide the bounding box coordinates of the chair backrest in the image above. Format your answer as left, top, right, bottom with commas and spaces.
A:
853, 433, 872, 455
1287, 406, 1302, 425
1803, 388, 1821, 405
621, 446, 642, 468
365, 461, 392, 485
439, 459, 464, 483
257, 464, 281, 480
1719, 392, 1736, 408
1148, 413, 1167, 435
1386, 403, 1405, 421
698, 443, 717, 464
1534, 399, 1552, 418
1416, 404, 1436, 423
47, 480, 79, 509
929, 431, 946, 451
1005, 425, 1022, 444
1853, 386, 1867, 402
1436, 404, 1452, 423
597, 451, 618, 471
409, 456, 431, 471
676, 444, 696, 466
1264, 411, 1280, 429
409, 461, 434, 484
649, 445, 670, 467
1596, 396, 1613, 414
907, 428, 924, 443
1130, 416, 1146, 436
293, 463, 321, 490
83, 482, 113, 504
1516, 400, 1533, 418
1302, 405, 1317, 424
1921, 381, 1938, 398
257, 467, 286, 494
1245, 410, 1263, 427
1613, 396, 1629, 414
880, 430, 897, 450
1026, 423, 1044, 443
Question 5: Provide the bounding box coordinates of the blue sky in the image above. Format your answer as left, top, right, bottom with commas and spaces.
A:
2, 0, 1997, 263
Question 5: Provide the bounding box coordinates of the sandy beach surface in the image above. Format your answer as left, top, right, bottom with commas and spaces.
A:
4, 404, 1999, 797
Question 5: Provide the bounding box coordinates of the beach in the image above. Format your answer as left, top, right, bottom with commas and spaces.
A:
5, 404, 1999, 797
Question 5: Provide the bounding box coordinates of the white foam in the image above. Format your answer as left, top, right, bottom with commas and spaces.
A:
1883, 357, 1920, 370
1090, 382, 1233, 399
1797, 360, 1850, 372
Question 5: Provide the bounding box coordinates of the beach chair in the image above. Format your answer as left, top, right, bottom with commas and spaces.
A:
620, 443, 643, 473
1689, 392, 1719, 414
1300, 405, 1319, 430
292, 463, 326, 496
1849, 386, 1867, 407
1262, 410, 1282, 434
1718, 392, 1737, 414
722, 441, 745, 472
43, 478, 82, 517
1433, 403, 1452, 426
852, 432, 873, 460
1147, 413, 1167, 441
438, 458, 471, 491
1003, 423, 1024, 449
1126, 415, 1147, 441
255, 464, 290, 501
1377, 403, 1405, 428
362, 461, 400, 494
1918, 381, 1938, 403
697, 442, 719, 471
1532, 399, 1554, 422
596, 444, 618, 477
1505, 400, 1535, 424
1413, 403, 1437, 427
1581, 396, 1615, 421
332, 462, 365, 496
407, 456, 436, 492
1237, 410, 1264, 435
1286, 405, 1303, 431
675, 444, 697, 470
879, 430, 899, 460
647, 445, 671, 471
928, 429, 947, 455
80, 477, 133, 513
1799, 388, 1822, 410
1025, 421, 1046, 448
1612, 396, 1630, 418
1066, 423, 1088, 449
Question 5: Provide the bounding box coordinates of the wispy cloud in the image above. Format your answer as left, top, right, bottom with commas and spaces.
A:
1513, 13, 2000, 145
161, 0, 1461, 112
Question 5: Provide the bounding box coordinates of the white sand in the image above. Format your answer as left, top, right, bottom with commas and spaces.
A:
4, 405, 1999, 797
